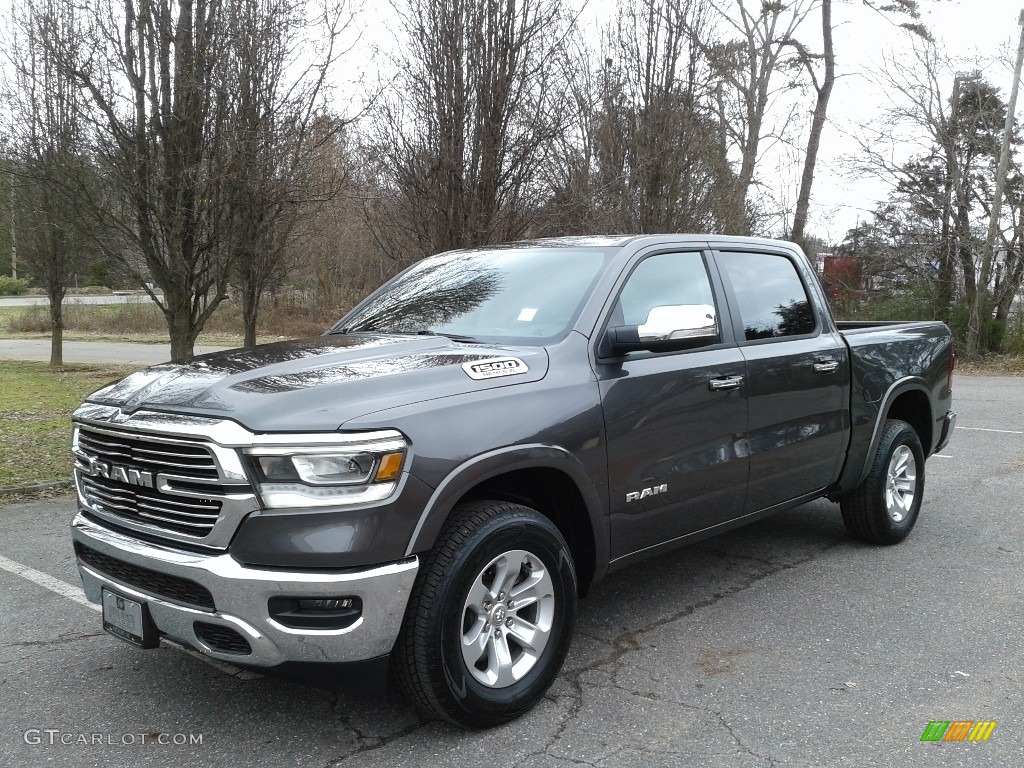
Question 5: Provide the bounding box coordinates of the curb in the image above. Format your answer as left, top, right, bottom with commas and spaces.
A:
0, 480, 74, 499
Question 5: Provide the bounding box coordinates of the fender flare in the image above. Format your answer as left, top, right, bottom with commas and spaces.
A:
845, 376, 933, 490
403, 444, 609, 582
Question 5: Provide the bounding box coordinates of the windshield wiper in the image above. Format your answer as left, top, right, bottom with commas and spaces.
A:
415, 330, 481, 343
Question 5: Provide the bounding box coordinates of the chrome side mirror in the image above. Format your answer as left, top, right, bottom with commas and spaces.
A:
638, 304, 717, 343
606, 304, 719, 355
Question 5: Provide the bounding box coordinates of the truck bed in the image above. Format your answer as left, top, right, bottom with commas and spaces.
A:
835, 319, 945, 334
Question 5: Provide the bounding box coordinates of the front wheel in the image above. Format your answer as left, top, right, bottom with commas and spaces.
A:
393, 500, 577, 728
840, 419, 925, 545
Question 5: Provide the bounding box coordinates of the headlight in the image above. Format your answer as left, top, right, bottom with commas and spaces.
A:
258, 453, 376, 485
245, 435, 407, 509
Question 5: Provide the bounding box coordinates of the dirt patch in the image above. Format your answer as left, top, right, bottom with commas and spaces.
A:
695, 649, 752, 676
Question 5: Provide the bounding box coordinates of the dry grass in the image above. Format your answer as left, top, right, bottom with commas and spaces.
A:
957, 355, 1024, 377
10, 301, 167, 334
4, 295, 335, 344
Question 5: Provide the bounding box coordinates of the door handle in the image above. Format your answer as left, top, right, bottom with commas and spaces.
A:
813, 360, 839, 374
709, 375, 744, 391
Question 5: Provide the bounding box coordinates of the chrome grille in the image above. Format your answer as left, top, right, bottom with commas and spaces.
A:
77, 428, 218, 479
81, 475, 222, 535
75, 425, 227, 538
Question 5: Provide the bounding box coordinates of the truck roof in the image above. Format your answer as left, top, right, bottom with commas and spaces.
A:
481, 234, 803, 250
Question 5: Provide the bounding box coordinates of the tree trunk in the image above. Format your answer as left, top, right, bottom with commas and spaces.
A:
935, 171, 955, 319
48, 286, 64, 367
242, 281, 260, 349
165, 293, 195, 361
790, 0, 834, 249
994, 237, 1024, 320
168, 323, 192, 360
733, 95, 763, 236
955, 201, 977, 308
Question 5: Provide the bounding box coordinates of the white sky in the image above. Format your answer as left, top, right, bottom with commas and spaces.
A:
2, 0, 1023, 245
803, 0, 1024, 242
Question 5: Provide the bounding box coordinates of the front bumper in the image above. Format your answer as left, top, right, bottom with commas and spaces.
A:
71, 513, 418, 667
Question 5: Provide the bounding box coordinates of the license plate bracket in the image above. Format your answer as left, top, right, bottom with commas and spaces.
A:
102, 588, 159, 649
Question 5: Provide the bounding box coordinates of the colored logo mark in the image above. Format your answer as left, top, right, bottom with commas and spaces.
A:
920, 721, 997, 742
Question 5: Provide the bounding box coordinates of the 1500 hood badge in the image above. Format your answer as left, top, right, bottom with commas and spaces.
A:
462, 357, 529, 380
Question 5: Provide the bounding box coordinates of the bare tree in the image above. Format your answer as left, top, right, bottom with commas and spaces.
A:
4, 0, 94, 366
365, 0, 570, 261
35, 0, 236, 360
852, 41, 1018, 349
0, 160, 13, 278
591, 0, 741, 232
788, 0, 833, 250
297, 131, 390, 310
789, 0, 930, 250
706, 0, 816, 233
522, 27, 605, 236
535, 0, 743, 235
222, 0, 353, 348
994, 172, 1024, 324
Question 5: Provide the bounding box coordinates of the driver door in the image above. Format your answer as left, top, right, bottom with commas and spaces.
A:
596, 250, 750, 561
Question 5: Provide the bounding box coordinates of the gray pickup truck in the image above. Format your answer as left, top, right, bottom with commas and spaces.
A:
70, 235, 955, 727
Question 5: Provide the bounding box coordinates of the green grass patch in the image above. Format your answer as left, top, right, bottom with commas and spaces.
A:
0, 361, 139, 489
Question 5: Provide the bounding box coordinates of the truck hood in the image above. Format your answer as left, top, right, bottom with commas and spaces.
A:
85, 334, 549, 432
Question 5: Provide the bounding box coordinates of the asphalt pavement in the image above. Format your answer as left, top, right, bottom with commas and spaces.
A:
0, 294, 162, 308
0, 375, 1021, 767
0, 339, 233, 365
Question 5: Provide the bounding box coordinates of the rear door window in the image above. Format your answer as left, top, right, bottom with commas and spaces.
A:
717, 252, 816, 340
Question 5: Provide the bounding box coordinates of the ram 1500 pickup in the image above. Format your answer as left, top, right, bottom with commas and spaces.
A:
70, 235, 955, 727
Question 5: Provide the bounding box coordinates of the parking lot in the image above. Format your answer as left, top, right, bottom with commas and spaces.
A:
1, 375, 1021, 767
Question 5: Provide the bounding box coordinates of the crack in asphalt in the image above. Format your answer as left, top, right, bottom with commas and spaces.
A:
516, 542, 845, 766
691, 545, 781, 567
606, 542, 844, 662
713, 709, 780, 766
318, 541, 842, 766
322, 720, 429, 767
538, 676, 587, 758
321, 690, 429, 766
1, 631, 105, 649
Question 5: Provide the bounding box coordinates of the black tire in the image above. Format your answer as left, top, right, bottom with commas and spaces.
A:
840, 419, 925, 545
393, 500, 577, 728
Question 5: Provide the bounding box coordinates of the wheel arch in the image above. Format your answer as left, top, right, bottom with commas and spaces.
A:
404, 446, 608, 596
854, 378, 933, 488
886, 388, 933, 455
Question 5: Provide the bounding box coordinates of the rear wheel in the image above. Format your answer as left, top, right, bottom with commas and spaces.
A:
393, 500, 577, 728
841, 419, 925, 545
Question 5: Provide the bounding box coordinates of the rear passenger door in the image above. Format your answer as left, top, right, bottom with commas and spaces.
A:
713, 248, 850, 513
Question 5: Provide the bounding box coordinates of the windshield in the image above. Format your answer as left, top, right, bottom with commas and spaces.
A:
334, 247, 611, 344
